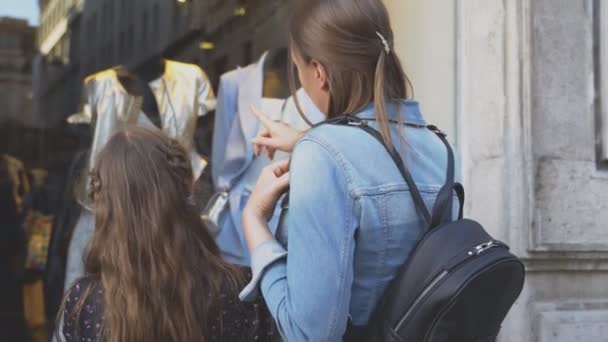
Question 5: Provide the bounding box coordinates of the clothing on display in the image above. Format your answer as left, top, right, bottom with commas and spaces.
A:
84, 59, 215, 181
211, 51, 325, 265
64, 59, 216, 291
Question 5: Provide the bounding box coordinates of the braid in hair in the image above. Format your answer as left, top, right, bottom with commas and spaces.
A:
163, 138, 194, 195
88, 169, 102, 202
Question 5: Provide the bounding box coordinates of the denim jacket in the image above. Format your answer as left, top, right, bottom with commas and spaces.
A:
240, 100, 461, 341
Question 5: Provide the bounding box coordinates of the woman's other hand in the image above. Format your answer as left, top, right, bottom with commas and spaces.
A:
251, 105, 305, 159
242, 159, 290, 252
244, 159, 290, 223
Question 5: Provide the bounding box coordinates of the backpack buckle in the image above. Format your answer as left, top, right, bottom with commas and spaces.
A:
348, 120, 368, 127
427, 125, 446, 137
342, 115, 368, 127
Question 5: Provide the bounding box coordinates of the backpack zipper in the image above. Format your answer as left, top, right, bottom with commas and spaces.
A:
394, 269, 449, 331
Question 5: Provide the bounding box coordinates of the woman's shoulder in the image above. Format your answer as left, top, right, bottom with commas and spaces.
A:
295, 123, 358, 160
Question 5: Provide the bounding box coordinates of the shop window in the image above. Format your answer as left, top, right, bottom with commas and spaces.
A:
213, 56, 228, 87
243, 41, 253, 65
153, 3, 160, 41
142, 10, 148, 49
127, 23, 134, 57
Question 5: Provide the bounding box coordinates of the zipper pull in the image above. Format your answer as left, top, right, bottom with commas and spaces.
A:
467, 240, 497, 256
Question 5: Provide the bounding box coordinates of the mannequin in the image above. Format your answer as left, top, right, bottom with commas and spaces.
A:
63, 55, 215, 290
209, 48, 324, 265
116, 55, 164, 127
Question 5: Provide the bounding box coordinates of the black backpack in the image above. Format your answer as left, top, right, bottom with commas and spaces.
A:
324, 115, 525, 342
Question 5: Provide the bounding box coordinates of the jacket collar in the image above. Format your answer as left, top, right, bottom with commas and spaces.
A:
355, 100, 426, 127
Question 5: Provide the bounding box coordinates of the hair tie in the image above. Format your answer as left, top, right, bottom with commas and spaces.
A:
376, 31, 391, 55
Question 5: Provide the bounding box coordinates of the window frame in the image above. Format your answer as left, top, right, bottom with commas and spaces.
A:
598, 0, 608, 165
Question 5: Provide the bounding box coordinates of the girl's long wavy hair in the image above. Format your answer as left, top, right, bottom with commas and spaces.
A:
58, 127, 240, 342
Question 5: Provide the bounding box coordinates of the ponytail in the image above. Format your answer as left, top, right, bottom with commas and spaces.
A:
374, 50, 393, 148
374, 31, 412, 150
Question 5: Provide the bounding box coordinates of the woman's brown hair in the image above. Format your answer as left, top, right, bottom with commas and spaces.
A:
58, 127, 240, 342
288, 0, 413, 146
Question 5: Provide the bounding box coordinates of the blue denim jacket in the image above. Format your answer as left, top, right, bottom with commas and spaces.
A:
240, 100, 461, 341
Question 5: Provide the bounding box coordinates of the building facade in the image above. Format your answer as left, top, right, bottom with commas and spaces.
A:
0, 17, 37, 162
0, 17, 35, 124
385, 0, 608, 341
33, 0, 83, 127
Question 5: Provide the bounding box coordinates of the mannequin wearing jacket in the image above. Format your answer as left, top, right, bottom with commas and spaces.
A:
211, 50, 324, 265
64, 57, 215, 290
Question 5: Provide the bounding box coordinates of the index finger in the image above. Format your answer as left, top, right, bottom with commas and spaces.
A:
251, 105, 276, 129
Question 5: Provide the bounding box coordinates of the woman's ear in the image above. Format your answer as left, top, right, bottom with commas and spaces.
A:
312, 60, 330, 92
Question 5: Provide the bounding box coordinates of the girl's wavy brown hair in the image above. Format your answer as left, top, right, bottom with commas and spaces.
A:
60, 127, 240, 341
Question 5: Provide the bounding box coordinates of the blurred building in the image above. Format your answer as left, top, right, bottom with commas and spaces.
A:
0, 17, 35, 124
39, 0, 51, 11
0, 17, 37, 164
33, 0, 83, 127
29, 0, 84, 186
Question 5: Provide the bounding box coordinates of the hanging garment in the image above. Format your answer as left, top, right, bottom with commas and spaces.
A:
84, 60, 215, 181
64, 61, 215, 291
211, 52, 324, 265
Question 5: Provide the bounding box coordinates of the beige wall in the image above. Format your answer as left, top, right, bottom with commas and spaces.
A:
384, 0, 457, 142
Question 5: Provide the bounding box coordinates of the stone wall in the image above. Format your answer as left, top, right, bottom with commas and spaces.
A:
458, 0, 608, 340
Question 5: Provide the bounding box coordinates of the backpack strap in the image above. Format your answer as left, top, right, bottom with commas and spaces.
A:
322, 116, 464, 229
324, 115, 431, 225
426, 125, 465, 228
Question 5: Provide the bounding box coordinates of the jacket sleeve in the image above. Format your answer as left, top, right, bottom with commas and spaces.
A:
257, 138, 356, 341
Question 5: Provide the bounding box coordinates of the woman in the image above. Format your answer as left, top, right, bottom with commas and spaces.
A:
59, 127, 274, 342
241, 0, 461, 340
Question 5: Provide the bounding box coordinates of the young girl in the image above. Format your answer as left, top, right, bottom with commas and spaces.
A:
242, 0, 461, 340
59, 127, 274, 342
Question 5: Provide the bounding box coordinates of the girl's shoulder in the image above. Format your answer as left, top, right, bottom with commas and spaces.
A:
66, 276, 102, 301
63, 277, 104, 341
